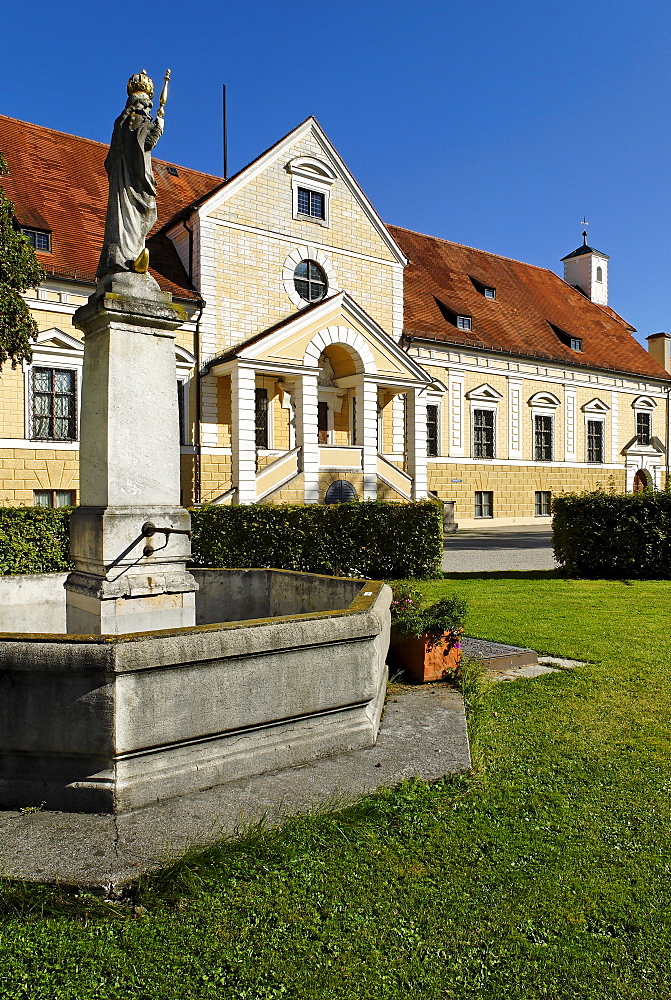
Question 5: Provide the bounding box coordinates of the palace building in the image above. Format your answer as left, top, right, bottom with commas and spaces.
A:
1, 112, 669, 525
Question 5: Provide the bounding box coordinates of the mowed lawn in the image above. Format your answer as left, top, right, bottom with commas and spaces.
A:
2, 575, 671, 999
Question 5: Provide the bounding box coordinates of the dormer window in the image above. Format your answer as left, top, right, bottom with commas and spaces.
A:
570, 338, 582, 351
457, 315, 472, 331
484, 286, 496, 300
22, 228, 51, 252
469, 276, 496, 300
550, 322, 581, 352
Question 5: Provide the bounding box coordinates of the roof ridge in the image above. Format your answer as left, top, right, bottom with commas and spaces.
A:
0, 114, 223, 183
386, 222, 556, 275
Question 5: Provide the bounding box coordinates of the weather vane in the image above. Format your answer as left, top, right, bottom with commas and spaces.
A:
580, 217, 589, 245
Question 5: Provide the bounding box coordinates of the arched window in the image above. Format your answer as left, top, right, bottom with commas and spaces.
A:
596, 266, 603, 283
294, 260, 327, 302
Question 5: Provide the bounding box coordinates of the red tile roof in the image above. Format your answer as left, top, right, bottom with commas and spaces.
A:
388, 225, 670, 381
0, 115, 221, 299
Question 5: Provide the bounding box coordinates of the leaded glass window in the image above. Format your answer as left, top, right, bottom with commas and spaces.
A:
473, 409, 495, 459
255, 388, 269, 449
426, 404, 439, 457
636, 412, 651, 446
534, 414, 553, 461
294, 260, 327, 302
32, 367, 76, 440
587, 420, 604, 463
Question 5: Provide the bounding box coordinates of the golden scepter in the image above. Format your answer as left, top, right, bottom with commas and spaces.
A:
157, 69, 171, 119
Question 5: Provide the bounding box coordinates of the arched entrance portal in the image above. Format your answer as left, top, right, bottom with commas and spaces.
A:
633, 469, 650, 493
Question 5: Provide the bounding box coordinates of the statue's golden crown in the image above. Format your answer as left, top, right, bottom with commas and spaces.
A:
127, 70, 154, 99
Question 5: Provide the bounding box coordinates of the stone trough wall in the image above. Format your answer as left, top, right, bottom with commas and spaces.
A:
0, 570, 391, 814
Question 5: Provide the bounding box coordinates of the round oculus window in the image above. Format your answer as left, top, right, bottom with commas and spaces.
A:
294, 260, 327, 303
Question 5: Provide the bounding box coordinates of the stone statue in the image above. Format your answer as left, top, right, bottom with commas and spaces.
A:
97, 69, 170, 282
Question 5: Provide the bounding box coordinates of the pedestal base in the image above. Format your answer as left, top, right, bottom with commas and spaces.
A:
65, 505, 198, 635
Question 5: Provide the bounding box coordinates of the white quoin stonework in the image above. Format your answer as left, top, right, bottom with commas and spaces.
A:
65, 277, 198, 635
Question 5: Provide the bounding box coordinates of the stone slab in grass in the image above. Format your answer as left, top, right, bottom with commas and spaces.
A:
0, 684, 470, 890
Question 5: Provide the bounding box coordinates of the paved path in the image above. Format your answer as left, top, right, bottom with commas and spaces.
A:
0, 684, 470, 889
442, 525, 557, 573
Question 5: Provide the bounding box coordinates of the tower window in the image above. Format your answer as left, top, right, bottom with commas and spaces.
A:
596, 266, 603, 282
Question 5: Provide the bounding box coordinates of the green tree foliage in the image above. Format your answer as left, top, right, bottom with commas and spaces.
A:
0, 151, 44, 370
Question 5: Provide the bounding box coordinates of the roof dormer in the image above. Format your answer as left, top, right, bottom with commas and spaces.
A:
561, 230, 609, 306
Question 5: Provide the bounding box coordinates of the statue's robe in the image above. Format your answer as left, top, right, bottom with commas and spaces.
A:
96, 109, 162, 278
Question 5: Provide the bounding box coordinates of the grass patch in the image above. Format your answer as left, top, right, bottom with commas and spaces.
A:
2, 576, 671, 998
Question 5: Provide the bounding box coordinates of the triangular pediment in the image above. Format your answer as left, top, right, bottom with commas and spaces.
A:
34, 327, 83, 352
197, 118, 407, 266
207, 292, 431, 387
582, 397, 610, 413
465, 383, 503, 402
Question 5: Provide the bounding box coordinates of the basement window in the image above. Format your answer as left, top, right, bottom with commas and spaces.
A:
22, 228, 51, 252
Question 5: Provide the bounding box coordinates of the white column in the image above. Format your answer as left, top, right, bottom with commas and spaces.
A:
406, 387, 428, 499
508, 377, 523, 459
295, 373, 320, 502
448, 375, 464, 456
231, 364, 257, 504
355, 377, 378, 499
610, 391, 619, 464
564, 387, 577, 463
392, 392, 405, 454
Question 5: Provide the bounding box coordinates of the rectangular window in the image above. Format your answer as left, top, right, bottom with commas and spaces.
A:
255, 387, 269, 449
474, 491, 493, 518
34, 489, 76, 507
535, 490, 551, 516
426, 404, 439, 457
637, 412, 651, 446
534, 414, 553, 461
457, 315, 472, 331
587, 420, 604, 463
351, 395, 357, 445
22, 228, 51, 252
32, 367, 77, 440
570, 338, 583, 351
484, 287, 496, 300
318, 400, 329, 444
297, 187, 325, 220
177, 380, 187, 446
473, 409, 495, 459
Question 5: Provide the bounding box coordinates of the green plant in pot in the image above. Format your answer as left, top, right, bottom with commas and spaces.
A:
389, 585, 467, 683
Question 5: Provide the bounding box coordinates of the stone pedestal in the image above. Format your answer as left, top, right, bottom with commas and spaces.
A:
65, 273, 197, 635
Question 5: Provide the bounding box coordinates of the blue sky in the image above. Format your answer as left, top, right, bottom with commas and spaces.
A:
3, 0, 670, 344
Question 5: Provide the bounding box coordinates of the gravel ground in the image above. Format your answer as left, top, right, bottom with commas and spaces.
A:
442, 525, 557, 573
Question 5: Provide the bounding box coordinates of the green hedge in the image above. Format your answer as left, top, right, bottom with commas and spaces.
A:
0, 500, 444, 580
0, 505, 73, 575
190, 500, 443, 579
552, 490, 671, 578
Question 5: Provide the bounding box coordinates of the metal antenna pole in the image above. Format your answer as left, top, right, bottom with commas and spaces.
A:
223, 84, 228, 181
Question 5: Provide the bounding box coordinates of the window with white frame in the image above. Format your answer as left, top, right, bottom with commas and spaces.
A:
528, 392, 560, 463
466, 383, 501, 460
31, 367, 77, 441
633, 396, 656, 447
255, 388, 269, 449
287, 156, 336, 228
587, 420, 604, 463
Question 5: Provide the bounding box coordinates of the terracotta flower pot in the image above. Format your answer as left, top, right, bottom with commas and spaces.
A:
389, 630, 461, 683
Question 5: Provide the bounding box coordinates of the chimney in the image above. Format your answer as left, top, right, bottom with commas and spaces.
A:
646, 332, 671, 372
561, 231, 609, 306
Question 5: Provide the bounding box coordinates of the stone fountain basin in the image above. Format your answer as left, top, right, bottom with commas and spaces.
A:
0, 569, 391, 813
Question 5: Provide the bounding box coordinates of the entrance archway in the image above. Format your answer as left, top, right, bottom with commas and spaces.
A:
633, 469, 650, 493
